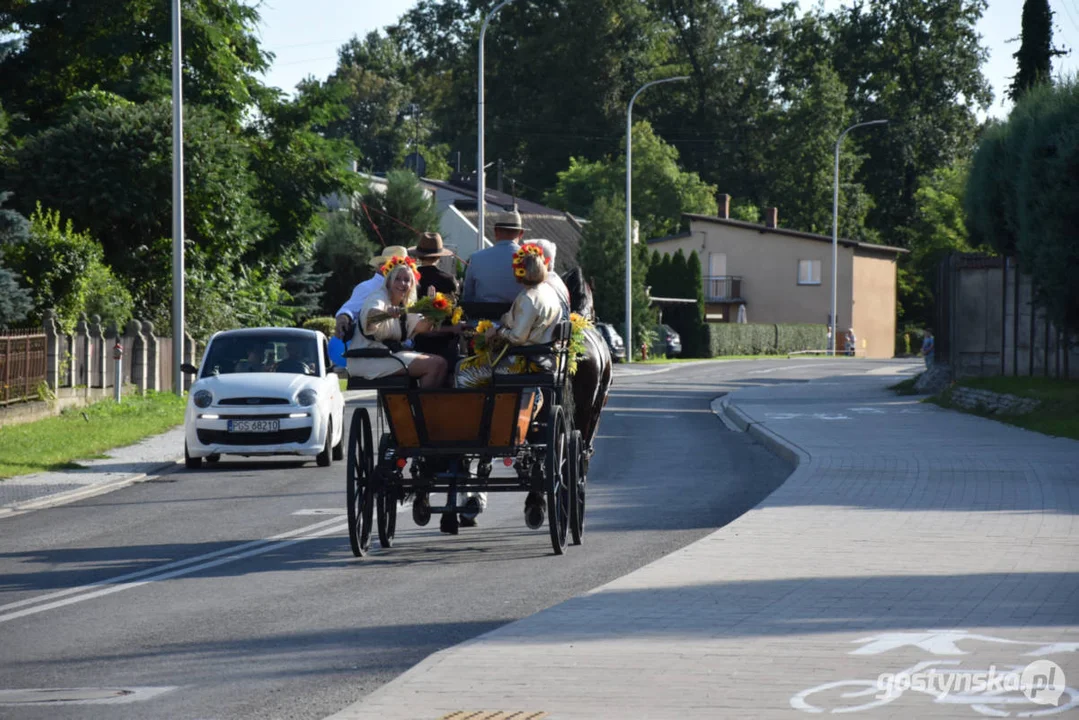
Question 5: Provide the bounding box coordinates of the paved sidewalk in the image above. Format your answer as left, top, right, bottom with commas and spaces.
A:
0, 427, 186, 518
327, 374, 1079, 720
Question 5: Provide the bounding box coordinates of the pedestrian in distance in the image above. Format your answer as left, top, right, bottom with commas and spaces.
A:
921, 328, 935, 368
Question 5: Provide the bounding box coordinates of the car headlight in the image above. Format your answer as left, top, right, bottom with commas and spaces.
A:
297, 388, 318, 407
193, 390, 213, 408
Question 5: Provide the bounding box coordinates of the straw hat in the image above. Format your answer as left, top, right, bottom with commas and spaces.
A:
368, 245, 410, 269
493, 207, 526, 231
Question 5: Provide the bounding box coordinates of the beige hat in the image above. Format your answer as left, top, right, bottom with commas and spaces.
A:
369, 245, 410, 269
493, 207, 526, 231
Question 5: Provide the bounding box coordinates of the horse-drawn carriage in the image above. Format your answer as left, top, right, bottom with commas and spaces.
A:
343, 317, 590, 556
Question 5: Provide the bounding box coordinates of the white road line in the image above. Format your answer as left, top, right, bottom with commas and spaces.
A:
0, 514, 346, 616
0, 521, 348, 624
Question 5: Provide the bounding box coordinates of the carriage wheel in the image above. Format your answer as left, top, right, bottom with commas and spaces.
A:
568, 429, 585, 546
376, 436, 398, 549
545, 405, 570, 555
346, 407, 374, 557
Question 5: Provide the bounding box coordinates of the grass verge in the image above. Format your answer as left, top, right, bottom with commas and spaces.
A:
0, 391, 186, 480
929, 376, 1079, 441
890, 375, 922, 395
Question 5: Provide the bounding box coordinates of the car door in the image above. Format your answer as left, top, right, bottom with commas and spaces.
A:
321, 336, 345, 443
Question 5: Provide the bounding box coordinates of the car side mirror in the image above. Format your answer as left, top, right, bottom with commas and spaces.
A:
181, 363, 199, 375
330, 364, 348, 378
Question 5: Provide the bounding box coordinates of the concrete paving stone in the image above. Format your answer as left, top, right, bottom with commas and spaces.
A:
325, 371, 1078, 720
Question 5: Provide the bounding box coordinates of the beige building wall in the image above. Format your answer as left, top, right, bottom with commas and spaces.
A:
649, 217, 900, 358
653, 221, 855, 328
851, 252, 898, 359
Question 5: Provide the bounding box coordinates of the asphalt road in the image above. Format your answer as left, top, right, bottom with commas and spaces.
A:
0, 358, 901, 719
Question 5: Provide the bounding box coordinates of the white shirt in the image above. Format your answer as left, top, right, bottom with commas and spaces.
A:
336, 275, 385, 320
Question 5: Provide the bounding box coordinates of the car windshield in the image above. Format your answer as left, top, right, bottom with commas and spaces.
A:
201, 333, 319, 378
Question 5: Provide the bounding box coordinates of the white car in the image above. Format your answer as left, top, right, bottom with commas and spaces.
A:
182, 328, 345, 469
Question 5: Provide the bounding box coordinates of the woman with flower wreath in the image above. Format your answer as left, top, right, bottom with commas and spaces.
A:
452, 243, 563, 529
349, 257, 448, 389
455, 243, 562, 387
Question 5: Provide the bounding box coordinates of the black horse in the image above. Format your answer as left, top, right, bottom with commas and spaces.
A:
562, 267, 613, 454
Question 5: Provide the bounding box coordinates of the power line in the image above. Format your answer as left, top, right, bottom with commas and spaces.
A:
1057, 0, 1079, 35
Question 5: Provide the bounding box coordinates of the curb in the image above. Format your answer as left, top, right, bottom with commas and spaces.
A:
711, 395, 810, 468
0, 459, 183, 520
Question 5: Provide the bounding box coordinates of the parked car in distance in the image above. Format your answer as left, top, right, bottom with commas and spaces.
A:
596, 322, 626, 362
656, 323, 682, 357
182, 327, 345, 470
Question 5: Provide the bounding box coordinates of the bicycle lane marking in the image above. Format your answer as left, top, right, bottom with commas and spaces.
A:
0, 514, 349, 624
789, 631, 1079, 716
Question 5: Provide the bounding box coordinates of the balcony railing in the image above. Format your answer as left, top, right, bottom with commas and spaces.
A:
703, 275, 742, 302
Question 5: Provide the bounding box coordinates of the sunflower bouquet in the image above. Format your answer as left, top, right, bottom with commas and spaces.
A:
408, 292, 456, 327
568, 312, 593, 376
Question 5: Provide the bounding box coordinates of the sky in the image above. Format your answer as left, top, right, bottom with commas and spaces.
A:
255, 0, 1079, 120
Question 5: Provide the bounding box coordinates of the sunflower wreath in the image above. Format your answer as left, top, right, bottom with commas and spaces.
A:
511, 242, 548, 279
380, 255, 420, 282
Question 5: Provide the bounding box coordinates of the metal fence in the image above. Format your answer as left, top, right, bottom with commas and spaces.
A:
0, 330, 48, 404
703, 275, 743, 302
0, 315, 199, 406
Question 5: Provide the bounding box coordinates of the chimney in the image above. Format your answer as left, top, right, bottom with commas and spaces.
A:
716, 193, 731, 219
764, 207, 778, 228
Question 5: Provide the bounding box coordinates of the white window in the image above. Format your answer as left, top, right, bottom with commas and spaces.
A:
709, 253, 727, 277
798, 260, 821, 286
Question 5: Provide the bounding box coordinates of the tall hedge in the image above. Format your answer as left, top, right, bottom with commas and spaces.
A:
965, 79, 1079, 338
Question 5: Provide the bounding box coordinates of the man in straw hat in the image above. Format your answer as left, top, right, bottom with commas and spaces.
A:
334, 245, 410, 341
462, 206, 526, 304
410, 232, 459, 298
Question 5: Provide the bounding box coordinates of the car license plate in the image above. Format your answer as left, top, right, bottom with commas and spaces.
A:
228, 419, 279, 433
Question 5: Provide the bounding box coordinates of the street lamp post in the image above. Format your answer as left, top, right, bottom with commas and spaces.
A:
171, 0, 185, 394
477, 0, 521, 252
831, 119, 887, 356
625, 76, 688, 362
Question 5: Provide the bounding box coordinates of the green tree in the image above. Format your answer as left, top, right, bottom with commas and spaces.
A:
769, 63, 874, 239
353, 169, 439, 250
903, 158, 988, 327
3, 205, 132, 332
546, 121, 717, 240
669, 250, 689, 297
390, 0, 673, 192
578, 195, 655, 343
827, 0, 993, 243
965, 80, 1079, 339
0, 193, 33, 328
1012, 80, 1079, 338
248, 78, 361, 266
1008, 0, 1066, 102
0, 0, 272, 131
684, 250, 707, 356
3, 101, 263, 320
320, 32, 416, 173
312, 212, 379, 317
730, 199, 761, 223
